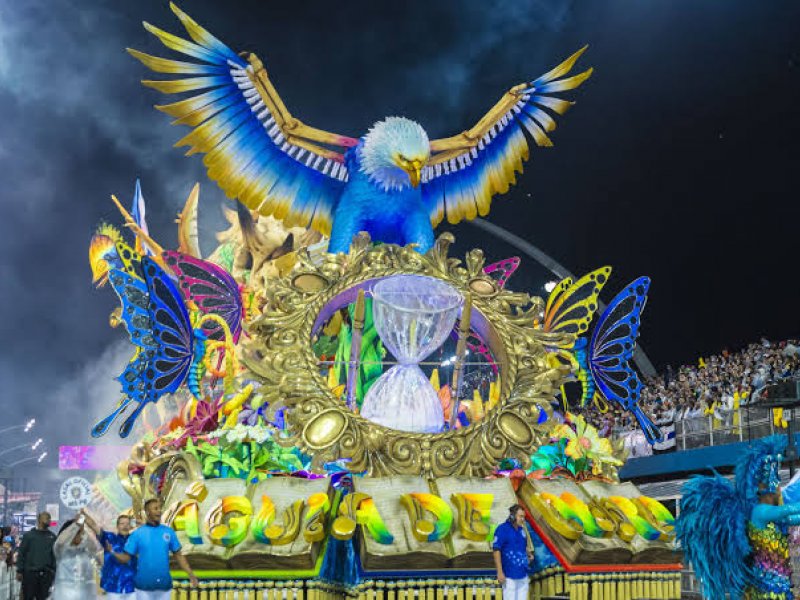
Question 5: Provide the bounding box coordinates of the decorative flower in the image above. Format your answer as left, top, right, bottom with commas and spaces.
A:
170, 396, 225, 447
498, 457, 523, 472
528, 439, 570, 476
238, 402, 272, 428
219, 384, 254, 429
246, 425, 273, 444
167, 414, 186, 432
223, 424, 250, 443
190, 397, 223, 433
207, 423, 274, 446
237, 407, 260, 427
552, 413, 622, 472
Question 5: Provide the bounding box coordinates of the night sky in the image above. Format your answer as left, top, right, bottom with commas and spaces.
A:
0, 1, 798, 488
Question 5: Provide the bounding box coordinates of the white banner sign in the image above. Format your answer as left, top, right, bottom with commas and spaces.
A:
45, 503, 60, 522
59, 477, 92, 510
653, 423, 676, 451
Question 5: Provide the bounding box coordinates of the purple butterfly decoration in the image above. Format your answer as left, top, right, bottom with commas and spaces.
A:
162, 251, 243, 343
465, 330, 498, 376
450, 257, 521, 375
483, 257, 520, 289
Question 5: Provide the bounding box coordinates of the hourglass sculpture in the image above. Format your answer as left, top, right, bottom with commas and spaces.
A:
359, 274, 464, 433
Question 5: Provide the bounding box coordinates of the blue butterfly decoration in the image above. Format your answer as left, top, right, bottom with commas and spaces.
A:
573, 277, 662, 444
93, 256, 196, 438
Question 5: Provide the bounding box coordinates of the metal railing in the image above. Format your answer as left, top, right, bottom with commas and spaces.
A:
680, 568, 703, 598
609, 404, 791, 453
0, 565, 19, 600
675, 404, 783, 450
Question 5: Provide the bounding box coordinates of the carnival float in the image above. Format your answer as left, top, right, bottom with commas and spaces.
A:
85, 5, 682, 599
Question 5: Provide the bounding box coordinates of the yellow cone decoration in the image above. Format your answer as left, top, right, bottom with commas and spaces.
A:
430, 368, 440, 392
327, 366, 338, 390
487, 379, 501, 411
471, 389, 485, 422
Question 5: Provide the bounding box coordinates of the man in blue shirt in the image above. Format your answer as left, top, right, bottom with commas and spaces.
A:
113, 499, 198, 600
82, 509, 136, 600
492, 504, 533, 600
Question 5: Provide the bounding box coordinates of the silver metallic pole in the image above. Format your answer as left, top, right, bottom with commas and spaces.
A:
449, 294, 473, 429
345, 289, 366, 411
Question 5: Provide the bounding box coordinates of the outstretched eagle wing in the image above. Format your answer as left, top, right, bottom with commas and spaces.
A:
130, 3, 358, 236
423, 47, 592, 227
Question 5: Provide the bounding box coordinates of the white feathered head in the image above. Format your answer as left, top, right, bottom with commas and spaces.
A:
360, 116, 430, 192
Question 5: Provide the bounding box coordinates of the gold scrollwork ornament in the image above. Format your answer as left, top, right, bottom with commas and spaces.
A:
243, 233, 571, 478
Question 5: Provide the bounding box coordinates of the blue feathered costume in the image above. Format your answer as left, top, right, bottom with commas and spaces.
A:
676, 435, 800, 599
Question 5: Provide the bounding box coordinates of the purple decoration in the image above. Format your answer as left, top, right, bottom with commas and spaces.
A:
163, 251, 243, 342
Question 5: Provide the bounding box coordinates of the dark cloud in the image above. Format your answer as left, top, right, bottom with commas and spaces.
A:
0, 0, 798, 493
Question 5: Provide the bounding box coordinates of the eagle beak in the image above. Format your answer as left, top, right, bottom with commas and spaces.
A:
404, 161, 422, 188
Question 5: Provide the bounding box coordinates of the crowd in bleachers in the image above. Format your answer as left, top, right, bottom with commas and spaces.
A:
592, 338, 800, 450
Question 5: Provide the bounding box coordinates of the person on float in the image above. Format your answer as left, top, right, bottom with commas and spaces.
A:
110, 499, 198, 600
81, 509, 136, 600
492, 504, 533, 600
51, 513, 103, 600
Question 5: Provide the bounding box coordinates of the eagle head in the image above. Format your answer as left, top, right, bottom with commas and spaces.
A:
360, 116, 430, 192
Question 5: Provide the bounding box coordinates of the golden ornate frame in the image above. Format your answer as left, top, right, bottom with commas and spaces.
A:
116, 443, 204, 517
242, 233, 572, 478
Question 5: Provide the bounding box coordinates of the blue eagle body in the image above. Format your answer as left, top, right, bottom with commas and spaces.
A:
132, 5, 593, 258
327, 144, 434, 254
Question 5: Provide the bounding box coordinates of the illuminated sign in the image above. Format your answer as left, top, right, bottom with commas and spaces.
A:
59, 446, 132, 470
